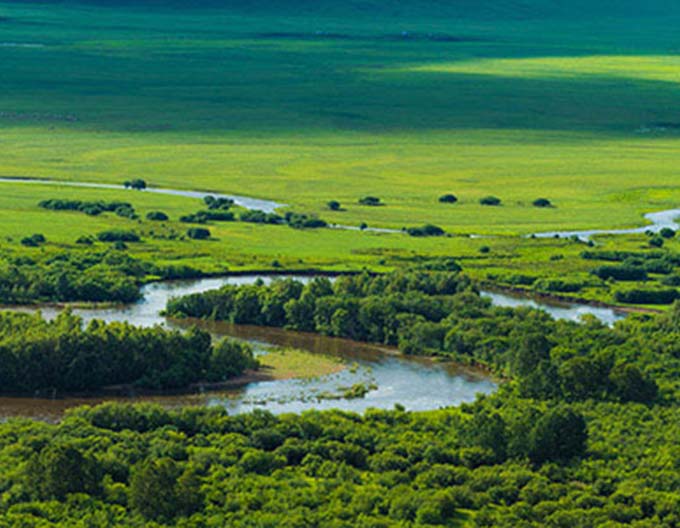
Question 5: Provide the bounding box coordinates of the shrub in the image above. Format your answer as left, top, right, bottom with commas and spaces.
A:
284, 212, 327, 229
327, 200, 341, 211
358, 196, 382, 206
406, 224, 445, 237
532, 198, 552, 207
97, 230, 140, 243
203, 196, 234, 210
479, 246, 490, 254
438, 194, 458, 204
649, 237, 664, 248
21, 234, 46, 247
124, 179, 147, 190
660, 227, 676, 239
591, 265, 647, 281
614, 289, 679, 305
146, 211, 169, 221
479, 196, 501, 206
240, 210, 284, 224
186, 228, 211, 240
75, 235, 94, 245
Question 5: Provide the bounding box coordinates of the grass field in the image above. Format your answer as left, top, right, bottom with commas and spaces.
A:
1, 0, 680, 304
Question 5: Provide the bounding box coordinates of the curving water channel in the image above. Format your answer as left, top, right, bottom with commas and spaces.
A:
1, 274, 630, 421
530, 208, 680, 241
2, 177, 678, 239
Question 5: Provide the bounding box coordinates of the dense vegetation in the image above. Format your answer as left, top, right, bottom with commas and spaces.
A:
166, 271, 674, 404
0, 250, 202, 305
0, 311, 256, 393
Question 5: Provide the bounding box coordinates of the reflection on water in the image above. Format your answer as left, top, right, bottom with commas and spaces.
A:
481, 291, 626, 326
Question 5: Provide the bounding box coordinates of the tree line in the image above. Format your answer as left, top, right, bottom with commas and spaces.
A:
0, 311, 257, 393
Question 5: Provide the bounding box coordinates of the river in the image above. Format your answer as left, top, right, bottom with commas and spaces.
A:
1, 274, 629, 421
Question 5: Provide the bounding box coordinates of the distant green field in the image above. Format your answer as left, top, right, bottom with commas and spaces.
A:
1, 0, 680, 304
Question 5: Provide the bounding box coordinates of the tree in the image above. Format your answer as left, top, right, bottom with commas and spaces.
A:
609, 363, 658, 403
25, 444, 102, 500
130, 458, 183, 521
438, 194, 458, 204
533, 198, 552, 207
327, 200, 341, 211
528, 407, 587, 463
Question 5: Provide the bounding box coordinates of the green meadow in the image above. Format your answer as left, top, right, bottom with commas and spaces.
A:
1, 0, 680, 302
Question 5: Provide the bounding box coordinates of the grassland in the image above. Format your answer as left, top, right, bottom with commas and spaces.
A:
257, 347, 345, 380
1, 0, 680, 305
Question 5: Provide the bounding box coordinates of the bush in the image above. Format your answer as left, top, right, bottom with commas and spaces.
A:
124, 179, 147, 190
438, 194, 458, 204
591, 265, 647, 281
649, 237, 664, 248
532, 198, 552, 207
660, 227, 676, 239
479, 196, 501, 206
204, 196, 234, 210
358, 196, 382, 206
146, 211, 169, 221
186, 228, 211, 240
21, 234, 46, 247
406, 224, 445, 237
240, 210, 284, 224
284, 212, 327, 229
97, 230, 140, 243
327, 200, 341, 211
615, 289, 679, 305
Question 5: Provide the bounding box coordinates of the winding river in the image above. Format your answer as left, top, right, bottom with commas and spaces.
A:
3, 177, 676, 238
1, 275, 628, 421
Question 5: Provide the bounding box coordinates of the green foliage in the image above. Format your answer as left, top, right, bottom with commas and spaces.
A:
406, 224, 445, 237
0, 312, 255, 392
20, 233, 46, 247
186, 227, 211, 240
358, 196, 383, 206
146, 211, 169, 221
124, 179, 146, 190
532, 198, 552, 207
479, 196, 501, 206
438, 194, 458, 204
97, 230, 141, 243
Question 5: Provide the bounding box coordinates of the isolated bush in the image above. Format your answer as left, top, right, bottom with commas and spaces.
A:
406, 224, 445, 237
479, 196, 501, 206
97, 230, 140, 243
327, 200, 341, 211
204, 196, 234, 210
124, 179, 147, 190
438, 194, 458, 204
358, 196, 382, 206
21, 234, 46, 247
660, 227, 676, 239
146, 211, 169, 221
186, 228, 211, 240
649, 237, 664, 248
479, 246, 490, 254
533, 198, 552, 207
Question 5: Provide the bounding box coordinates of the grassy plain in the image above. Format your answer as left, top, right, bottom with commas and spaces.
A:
257, 347, 345, 380
1, 0, 680, 304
